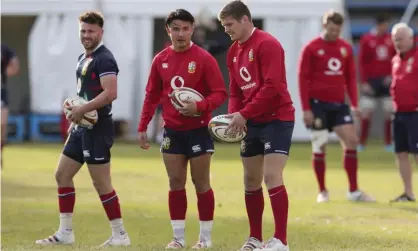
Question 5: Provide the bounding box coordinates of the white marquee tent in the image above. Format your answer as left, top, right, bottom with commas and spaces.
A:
2, 0, 347, 141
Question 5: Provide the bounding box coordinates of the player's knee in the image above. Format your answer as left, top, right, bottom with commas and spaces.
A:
359, 96, 376, 114
311, 130, 328, 153
263, 154, 287, 189
350, 133, 359, 147
92, 179, 113, 195
263, 168, 284, 189
344, 136, 359, 150
361, 111, 373, 119
382, 97, 393, 114
55, 169, 73, 187
244, 173, 263, 191
191, 178, 210, 193
168, 176, 186, 190
191, 171, 210, 192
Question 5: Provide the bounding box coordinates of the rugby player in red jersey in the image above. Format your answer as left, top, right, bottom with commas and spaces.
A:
298, 10, 375, 203
138, 9, 227, 249
358, 13, 396, 152
389, 23, 418, 202
219, 1, 295, 250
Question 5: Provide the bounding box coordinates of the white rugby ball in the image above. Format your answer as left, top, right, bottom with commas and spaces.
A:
208, 114, 247, 143
63, 96, 98, 129
170, 87, 204, 117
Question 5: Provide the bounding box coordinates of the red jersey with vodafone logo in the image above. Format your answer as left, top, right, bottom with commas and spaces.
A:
298, 36, 358, 111
227, 28, 295, 122
138, 44, 227, 132
391, 47, 418, 112
358, 31, 396, 82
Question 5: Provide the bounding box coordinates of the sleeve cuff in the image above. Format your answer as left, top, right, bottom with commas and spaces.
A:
239, 109, 250, 120
196, 101, 206, 112
137, 125, 147, 132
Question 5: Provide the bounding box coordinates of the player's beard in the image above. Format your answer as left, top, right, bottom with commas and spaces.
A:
82, 37, 100, 50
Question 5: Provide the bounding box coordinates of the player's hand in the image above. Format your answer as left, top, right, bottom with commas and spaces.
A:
138, 131, 150, 150
67, 105, 85, 124
351, 107, 361, 119
360, 83, 374, 95
179, 99, 198, 117
225, 112, 247, 135
303, 110, 314, 127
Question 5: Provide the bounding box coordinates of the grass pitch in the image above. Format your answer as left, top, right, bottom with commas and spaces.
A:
1, 141, 417, 251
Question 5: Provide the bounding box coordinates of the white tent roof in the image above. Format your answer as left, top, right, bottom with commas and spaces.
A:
2, 0, 344, 17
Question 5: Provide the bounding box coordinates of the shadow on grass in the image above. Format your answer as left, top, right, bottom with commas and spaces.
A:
393, 205, 418, 214
2, 211, 417, 251
1, 180, 91, 200
6, 142, 400, 170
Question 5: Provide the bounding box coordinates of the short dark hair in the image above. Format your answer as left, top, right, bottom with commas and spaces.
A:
376, 13, 391, 24
165, 9, 195, 27
218, 0, 252, 22
79, 11, 104, 28
322, 10, 344, 25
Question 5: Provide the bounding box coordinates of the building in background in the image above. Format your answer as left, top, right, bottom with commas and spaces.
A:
10, 0, 414, 143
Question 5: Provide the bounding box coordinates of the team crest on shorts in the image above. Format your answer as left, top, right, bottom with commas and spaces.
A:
240, 140, 246, 153
162, 137, 171, 150
314, 118, 322, 129
188, 61, 196, 74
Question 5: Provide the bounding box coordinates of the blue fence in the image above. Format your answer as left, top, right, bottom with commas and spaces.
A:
7, 114, 62, 143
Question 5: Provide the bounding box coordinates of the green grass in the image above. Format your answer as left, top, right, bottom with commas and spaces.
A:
1, 141, 417, 251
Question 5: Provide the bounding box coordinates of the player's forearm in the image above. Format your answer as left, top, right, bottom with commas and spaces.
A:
81, 89, 116, 113
239, 85, 279, 119
298, 51, 312, 110
138, 108, 157, 132
137, 93, 160, 132
227, 79, 243, 113
346, 80, 359, 108
298, 77, 311, 111
196, 89, 227, 112
359, 61, 368, 83
358, 43, 367, 82
345, 54, 359, 107
137, 111, 153, 132
228, 97, 244, 113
